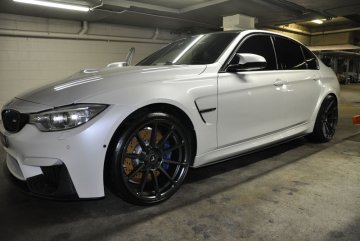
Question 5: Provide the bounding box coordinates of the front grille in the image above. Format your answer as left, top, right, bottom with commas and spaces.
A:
1, 109, 29, 133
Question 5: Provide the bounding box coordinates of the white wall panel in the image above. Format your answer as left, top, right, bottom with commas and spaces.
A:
0, 37, 165, 110
0, 13, 183, 112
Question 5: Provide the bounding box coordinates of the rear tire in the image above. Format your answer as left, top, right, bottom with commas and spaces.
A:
307, 95, 338, 143
108, 111, 192, 205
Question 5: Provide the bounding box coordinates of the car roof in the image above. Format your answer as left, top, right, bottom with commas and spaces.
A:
205, 29, 305, 46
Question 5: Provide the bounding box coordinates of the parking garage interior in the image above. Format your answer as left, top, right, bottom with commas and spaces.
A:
0, 0, 360, 240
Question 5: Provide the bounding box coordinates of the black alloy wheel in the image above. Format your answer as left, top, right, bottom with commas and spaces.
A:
109, 112, 192, 205
307, 95, 338, 143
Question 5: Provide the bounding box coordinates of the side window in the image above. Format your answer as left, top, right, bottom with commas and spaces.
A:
273, 36, 306, 70
301, 46, 319, 70
235, 35, 277, 70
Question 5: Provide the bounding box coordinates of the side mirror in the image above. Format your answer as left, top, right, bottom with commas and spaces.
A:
125, 47, 136, 65
107, 62, 129, 68
106, 47, 136, 68
227, 53, 267, 72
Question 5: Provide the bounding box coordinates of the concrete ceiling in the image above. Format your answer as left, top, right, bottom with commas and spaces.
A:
0, 0, 359, 32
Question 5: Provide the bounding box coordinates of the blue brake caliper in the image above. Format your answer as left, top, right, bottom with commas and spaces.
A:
162, 141, 172, 170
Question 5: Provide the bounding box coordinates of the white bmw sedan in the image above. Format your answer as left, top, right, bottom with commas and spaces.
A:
0, 30, 339, 205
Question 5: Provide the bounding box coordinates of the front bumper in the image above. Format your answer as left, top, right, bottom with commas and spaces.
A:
0, 101, 127, 199
3, 156, 78, 199
0, 121, 109, 199
0, 99, 134, 199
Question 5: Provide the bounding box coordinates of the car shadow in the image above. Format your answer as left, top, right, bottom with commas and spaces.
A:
0, 137, 335, 241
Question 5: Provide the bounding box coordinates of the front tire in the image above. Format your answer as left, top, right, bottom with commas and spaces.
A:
109, 112, 192, 205
307, 95, 338, 143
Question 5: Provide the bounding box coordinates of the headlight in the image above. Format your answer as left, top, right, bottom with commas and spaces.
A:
29, 104, 108, 131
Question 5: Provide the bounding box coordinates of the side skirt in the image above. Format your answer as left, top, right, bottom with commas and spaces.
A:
193, 122, 310, 167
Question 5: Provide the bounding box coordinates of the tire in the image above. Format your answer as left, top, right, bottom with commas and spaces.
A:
108, 112, 192, 205
307, 95, 338, 143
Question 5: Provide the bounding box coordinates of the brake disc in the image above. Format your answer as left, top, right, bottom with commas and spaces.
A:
123, 128, 162, 183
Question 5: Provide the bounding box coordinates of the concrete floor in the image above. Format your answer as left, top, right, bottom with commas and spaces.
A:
1, 84, 360, 241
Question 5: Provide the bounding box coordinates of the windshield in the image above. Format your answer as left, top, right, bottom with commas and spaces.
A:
137, 32, 238, 66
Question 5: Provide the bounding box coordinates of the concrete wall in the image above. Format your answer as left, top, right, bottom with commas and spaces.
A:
0, 13, 182, 111
310, 32, 352, 46
266, 29, 310, 45
264, 24, 356, 48
265, 24, 311, 46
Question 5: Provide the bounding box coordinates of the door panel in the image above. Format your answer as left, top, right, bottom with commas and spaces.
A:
272, 36, 322, 127
279, 70, 321, 126
217, 71, 286, 147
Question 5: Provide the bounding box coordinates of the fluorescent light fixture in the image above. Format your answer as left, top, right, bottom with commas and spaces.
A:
311, 19, 324, 24
13, 0, 90, 12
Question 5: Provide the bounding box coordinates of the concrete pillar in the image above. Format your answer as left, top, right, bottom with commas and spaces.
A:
345, 59, 350, 75
356, 59, 360, 81
333, 57, 338, 73
223, 14, 255, 31
344, 58, 350, 84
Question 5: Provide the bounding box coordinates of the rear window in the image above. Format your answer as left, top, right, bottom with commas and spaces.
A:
301, 46, 319, 70
273, 36, 307, 70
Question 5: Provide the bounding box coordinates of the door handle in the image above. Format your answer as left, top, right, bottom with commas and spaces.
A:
274, 80, 284, 87
312, 76, 320, 81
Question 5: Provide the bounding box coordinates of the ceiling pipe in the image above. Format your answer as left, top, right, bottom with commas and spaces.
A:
104, 0, 230, 14
152, 27, 159, 40
180, 0, 230, 13
312, 27, 360, 36
262, 0, 333, 19
98, 1, 219, 28
78, 21, 88, 35
104, 0, 179, 13
266, 25, 311, 35
266, 25, 360, 36
90, 0, 103, 10
0, 29, 170, 44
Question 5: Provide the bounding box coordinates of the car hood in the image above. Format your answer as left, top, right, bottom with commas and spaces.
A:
16, 65, 206, 108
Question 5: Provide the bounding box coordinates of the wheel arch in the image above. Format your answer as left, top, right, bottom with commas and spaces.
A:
308, 91, 339, 133
306, 92, 338, 142
103, 102, 198, 185
327, 93, 338, 104
319, 92, 339, 111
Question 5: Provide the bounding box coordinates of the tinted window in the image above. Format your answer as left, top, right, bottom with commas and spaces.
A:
137, 32, 238, 66
235, 35, 277, 70
301, 46, 318, 70
273, 36, 306, 70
